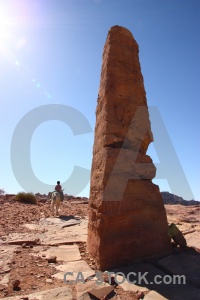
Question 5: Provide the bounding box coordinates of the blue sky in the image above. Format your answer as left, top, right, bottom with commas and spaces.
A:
0, 0, 199, 200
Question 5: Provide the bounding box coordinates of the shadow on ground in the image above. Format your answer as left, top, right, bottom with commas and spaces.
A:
111, 247, 200, 300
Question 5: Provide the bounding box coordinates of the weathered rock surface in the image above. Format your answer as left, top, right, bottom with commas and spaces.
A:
52, 260, 94, 281
144, 291, 168, 300
1, 217, 88, 247
0, 245, 18, 288
33, 245, 81, 262
87, 25, 171, 269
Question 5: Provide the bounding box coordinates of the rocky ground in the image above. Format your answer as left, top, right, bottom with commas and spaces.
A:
0, 196, 200, 300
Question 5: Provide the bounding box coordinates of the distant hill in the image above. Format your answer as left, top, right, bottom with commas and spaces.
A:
161, 191, 200, 206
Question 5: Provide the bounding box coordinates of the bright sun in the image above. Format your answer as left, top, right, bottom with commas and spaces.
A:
0, 2, 24, 59
0, 6, 13, 43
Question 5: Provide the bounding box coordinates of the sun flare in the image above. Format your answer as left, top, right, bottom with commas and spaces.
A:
0, 1, 17, 42
0, 11, 11, 42
0, 2, 25, 60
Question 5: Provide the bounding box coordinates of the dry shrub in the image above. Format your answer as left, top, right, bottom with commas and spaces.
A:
15, 192, 37, 204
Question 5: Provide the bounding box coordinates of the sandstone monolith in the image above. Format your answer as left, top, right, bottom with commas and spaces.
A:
87, 25, 171, 270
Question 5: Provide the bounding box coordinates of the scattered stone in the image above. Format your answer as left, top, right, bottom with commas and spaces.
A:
14, 249, 22, 254
36, 264, 44, 267
0, 274, 9, 289
76, 281, 112, 300
31, 285, 37, 289
12, 279, 20, 289
88, 285, 114, 299
47, 256, 57, 263
46, 279, 53, 283
0, 268, 11, 274
136, 291, 145, 299
22, 243, 27, 248
35, 274, 44, 278
35, 238, 41, 245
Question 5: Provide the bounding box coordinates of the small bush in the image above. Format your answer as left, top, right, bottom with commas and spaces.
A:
15, 192, 37, 204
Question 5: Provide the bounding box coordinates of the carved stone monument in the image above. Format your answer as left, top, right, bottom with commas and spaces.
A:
87, 26, 171, 270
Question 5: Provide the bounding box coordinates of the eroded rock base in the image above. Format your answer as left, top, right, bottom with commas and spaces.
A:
88, 179, 171, 269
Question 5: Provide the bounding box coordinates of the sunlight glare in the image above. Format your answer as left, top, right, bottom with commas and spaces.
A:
0, 1, 26, 51
0, 1, 27, 63
0, 8, 12, 43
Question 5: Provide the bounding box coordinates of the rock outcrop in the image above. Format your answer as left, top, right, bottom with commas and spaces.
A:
87, 25, 171, 270
161, 192, 200, 206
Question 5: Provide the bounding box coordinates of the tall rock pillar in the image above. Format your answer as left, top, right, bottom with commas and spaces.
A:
87, 26, 171, 270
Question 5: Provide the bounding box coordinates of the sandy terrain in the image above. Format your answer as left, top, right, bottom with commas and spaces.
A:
0, 196, 199, 300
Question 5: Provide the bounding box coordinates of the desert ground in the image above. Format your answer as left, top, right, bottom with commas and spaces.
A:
0, 195, 200, 300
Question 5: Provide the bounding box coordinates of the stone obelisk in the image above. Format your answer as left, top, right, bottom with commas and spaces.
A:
87, 26, 171, 270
